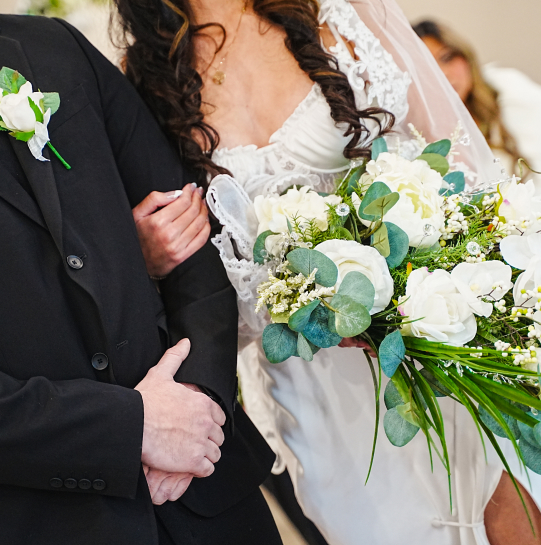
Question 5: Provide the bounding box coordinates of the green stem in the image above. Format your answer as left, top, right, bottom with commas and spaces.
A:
47, 141, 71, 170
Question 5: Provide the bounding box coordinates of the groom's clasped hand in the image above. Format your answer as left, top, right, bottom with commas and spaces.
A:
135, 338, 226, 505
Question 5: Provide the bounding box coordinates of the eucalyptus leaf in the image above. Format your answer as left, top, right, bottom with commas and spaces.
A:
479, 405, 520, 439
533, 422, 541, 447
416, 153, 450, 177
384, 380, 404, 410
297, 333, 314, 362
371, 137, 388, 160
379, 330, 406, 378
331, 294, 371, 337
287, 248, 338, 288
419, 368, 451, 398
359, 182, 392, 222
288, 299, 321, 333
253, 230, 274, 264
519, 438, 541, 475
397, 402, 421, 427
335, 227, 354, 240
262, 323, 298, 364
363, 192, 400, 218
422, 139, 451, 157
337, 271, 375, 311
42, 92, 60, 115
302, 305, 342, 348
441, 171, 466, 196
384, 407, 420, 447
385, 222, 409, 269
371, 223, 390, 258
518, 411, 541, 445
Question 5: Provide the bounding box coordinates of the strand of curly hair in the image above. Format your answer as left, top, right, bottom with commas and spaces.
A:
113, 0, 395, 185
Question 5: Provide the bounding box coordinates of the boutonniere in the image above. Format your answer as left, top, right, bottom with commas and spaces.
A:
0, 67, 70, 169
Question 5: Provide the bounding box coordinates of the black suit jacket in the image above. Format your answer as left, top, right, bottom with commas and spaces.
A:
0, 15, 274, 545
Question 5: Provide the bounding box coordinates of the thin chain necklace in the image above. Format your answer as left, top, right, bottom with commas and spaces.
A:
211, 1, 247, 85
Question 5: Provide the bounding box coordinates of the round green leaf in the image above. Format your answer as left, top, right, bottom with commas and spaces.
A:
385, 222, 409, 269
441, 171, 466, 196
416, 153, 450, 177
379, 330, 406, 378
518, 411, 541, 444
397, 402, 422, 427
253, 230, 274, 264
332, 294, 371, 337
262, 323, 298, 364
371, 137, 388, 160
419, 368, 451, 398
359, 182, 392, 221
42, 92, 60, 115
363, 192, 400, 218
337, 271, 375, 310
371, 223, 390, 258
297, 333, 314, 362
288, 299, 320, 333
533, 422, 541, 447
384, 407, 420, 447
422, 139, 451, 157
286, 248, 338, 288
384, 380, 404, 410
520, 439, 541, 475
303, 305, 342, 348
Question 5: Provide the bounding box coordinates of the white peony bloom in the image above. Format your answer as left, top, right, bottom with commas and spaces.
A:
500, 233, 541, 270
450, 261, 513, 318
358, 152, 445, 248
0, 81, 45, 132
254, 186, 341, 235
399, 268, 477, 346
513, 256, 541, 308
314, 239, 393, 314
497, 178, 541, 235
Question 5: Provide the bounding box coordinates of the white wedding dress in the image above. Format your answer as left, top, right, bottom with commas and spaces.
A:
207, 1, 540, 543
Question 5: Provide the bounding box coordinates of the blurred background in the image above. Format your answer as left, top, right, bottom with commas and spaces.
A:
0, 0, 539, 543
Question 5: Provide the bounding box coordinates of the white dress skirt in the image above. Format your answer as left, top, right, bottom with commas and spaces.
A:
208, 1, 541, 543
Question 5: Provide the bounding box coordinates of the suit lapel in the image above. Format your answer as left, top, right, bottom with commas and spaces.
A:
0, 35, 63, 252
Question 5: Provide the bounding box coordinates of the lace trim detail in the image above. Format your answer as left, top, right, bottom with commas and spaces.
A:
319, 0, 411, 123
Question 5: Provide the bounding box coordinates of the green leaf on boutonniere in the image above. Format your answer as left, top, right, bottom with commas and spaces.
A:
27, 97, 44, 124
416, 153, 450, 177
0, 67, 27, 92
14, 130, 35, 142
422, 139, 451, 157
42, 93, 60, 115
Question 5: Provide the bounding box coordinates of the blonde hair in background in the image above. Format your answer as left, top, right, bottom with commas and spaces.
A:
413, 20, 522, 170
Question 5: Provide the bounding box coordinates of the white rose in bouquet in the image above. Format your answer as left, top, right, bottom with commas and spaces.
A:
0, 81, 46, 132
357, 152, 445, 248
497, 178, 541, 235
450, 261, 513, 317
400, 268, 477, 346
314, 239, 393, 314
254, 186, 341, 235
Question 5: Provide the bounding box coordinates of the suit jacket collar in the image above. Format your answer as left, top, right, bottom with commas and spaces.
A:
0, 34, 63, 253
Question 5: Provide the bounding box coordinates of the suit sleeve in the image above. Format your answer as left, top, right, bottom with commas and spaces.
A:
54, 20, 240, 418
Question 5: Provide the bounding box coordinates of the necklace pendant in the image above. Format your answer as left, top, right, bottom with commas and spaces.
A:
212, 70, 226, 85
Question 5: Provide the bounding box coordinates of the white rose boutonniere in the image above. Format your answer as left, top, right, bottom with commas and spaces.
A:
0, 67, 70, 168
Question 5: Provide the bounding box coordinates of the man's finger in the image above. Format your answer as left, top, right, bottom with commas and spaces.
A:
194, 458, 215, 479
169, 475, 193, 501
209, 401, 226, 427
208, 423, 225, 447
205, 441, 221, 464
154, 339, 191, 378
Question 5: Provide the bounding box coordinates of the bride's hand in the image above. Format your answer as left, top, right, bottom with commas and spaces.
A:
339, 337, 377, 358
133, 184, 211, 278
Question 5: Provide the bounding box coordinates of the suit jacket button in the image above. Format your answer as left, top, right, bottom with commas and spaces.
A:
67, 255, 84, 269
78, 479, 91, 490
64, 478, 77, 489
50, 477, 63, 488
91, 353, 109, 371
92, 479, 106, 491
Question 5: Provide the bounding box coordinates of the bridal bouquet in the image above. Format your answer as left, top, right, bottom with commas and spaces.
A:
253, 137, 541, 486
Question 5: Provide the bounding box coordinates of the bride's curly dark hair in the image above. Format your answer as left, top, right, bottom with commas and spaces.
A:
113, 0, 395, 184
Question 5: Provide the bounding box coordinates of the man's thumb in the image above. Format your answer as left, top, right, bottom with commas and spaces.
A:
156, 338, 191, 377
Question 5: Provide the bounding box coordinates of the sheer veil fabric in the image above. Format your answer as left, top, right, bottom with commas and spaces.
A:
205, 1, 535, 543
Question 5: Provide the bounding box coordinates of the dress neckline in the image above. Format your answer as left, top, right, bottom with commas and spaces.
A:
214, 83, 319, 155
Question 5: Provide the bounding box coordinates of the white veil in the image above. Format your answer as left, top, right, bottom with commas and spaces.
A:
345, 0, 500, 187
